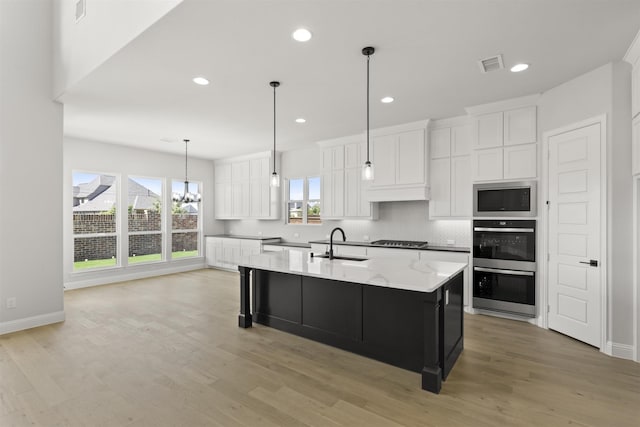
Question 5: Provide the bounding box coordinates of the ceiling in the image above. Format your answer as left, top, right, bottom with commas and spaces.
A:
61, 0, 640, 160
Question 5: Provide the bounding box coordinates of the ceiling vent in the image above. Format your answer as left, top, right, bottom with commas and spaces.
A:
75, 0, 86, 23
478, 54, 504, 73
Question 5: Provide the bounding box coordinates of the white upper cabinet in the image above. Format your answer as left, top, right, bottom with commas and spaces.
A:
504, 106, 537, 146
466, 95, 539, 182
503, 144, 537, 180
430, 128, 451, 159
451, 124, 472, 156
472, 147, 503, 181
451, 155, 472, 217
371, 134, 397, 186
428, 117, 472, 218
214, 152, 280, 220
318, 139, 378, 220
429, 157, 451, 217
367, 121, 430, 202
475, 112, 503, 149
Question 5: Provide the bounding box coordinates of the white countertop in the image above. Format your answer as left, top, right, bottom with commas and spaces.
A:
237, 249, 467, 293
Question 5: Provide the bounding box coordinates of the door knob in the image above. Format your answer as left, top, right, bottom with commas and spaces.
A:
579, 260, 598, 267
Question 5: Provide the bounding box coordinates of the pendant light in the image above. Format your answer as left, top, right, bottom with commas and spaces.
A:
362, 46, 375, 181
270, 81, 281, 187
172, 139, 202, 203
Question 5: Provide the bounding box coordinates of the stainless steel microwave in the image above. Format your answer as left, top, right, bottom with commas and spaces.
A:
473, 181, 537, 217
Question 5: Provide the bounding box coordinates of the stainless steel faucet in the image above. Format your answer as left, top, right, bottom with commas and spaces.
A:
329, 227, 346, 260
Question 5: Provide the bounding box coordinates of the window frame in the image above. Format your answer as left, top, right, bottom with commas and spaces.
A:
170, 178, 203, 259
286, 176, 322, 225
127, 175, 165, 266
71, 170, 121, 272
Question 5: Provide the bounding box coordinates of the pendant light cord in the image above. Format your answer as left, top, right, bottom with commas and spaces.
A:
273, 84, 277, 174
184, 139, 188, 182
366, 53, 370, 162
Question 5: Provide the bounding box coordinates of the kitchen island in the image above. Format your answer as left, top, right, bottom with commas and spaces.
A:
237, 249, 466, 394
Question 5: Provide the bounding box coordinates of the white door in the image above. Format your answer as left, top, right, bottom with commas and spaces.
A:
548, 122, 602, 348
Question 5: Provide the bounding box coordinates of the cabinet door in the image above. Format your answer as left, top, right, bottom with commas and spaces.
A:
472, 147, 503, 181
250, 157, 269, 179
396, 129, 425, 185
231, 161, 250, 182
215, 182, 232, 218
344, 143, 361, 168
215, 163, 231, 183
344, 168, 359, 217
429, 157, 451, 217
332, 170, 344, 217
451, 124, 472, 156
249, 180, 262, 217
323, 146, 344, 170
430, 128, 451, 159
504, 106, 537, 146
321, 173, 333, 217
371, 134, 396, 186
634, 115, 640, 176
451, 156, 472, 217
503, 143, 537, 180
475, 112, 503, 149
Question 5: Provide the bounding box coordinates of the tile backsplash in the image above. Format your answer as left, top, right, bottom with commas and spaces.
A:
223, 201, 471, 247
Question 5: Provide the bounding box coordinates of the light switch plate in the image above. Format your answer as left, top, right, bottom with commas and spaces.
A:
446, 239, 455, 245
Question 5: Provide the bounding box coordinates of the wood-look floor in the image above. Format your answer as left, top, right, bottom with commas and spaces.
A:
1, 269, 639, 426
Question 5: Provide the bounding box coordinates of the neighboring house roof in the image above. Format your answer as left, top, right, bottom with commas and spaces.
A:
73, 176, 162, 212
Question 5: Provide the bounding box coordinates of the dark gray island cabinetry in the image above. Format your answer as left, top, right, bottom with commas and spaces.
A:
237, 250, 465, 393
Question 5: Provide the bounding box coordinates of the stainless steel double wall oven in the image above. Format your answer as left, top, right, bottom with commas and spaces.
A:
473, 219, 536, 317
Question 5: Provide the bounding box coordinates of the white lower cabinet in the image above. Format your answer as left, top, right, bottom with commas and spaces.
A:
420, 250, 471, 307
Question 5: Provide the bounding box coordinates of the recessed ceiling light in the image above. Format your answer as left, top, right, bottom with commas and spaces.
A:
292, 28, 312, 42
192, 76, 209, 85
510, 63, 529, 73
381, 96, 394, 103
295, 118, 306, 123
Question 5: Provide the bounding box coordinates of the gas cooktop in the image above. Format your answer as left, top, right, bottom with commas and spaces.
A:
370, 240, 429, 249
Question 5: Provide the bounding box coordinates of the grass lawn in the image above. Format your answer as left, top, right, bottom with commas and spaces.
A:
74, 250, 199, 270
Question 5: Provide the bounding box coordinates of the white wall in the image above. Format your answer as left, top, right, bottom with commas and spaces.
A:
53, 0, 182, 97
223, 146, 471, 247
0, 0, 65, 333
64, 137, 223, 289
539, 62, 634, 351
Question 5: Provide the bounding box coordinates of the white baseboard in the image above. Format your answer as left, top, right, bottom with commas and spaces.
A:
64, 261, 206, 290
605, 340, 635, 360
0, 310, 65, 335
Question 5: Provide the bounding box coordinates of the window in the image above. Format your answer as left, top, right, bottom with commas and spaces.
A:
72, 172, 118, 270
128, 177, 163, 264
171, 180, 201, 258
287, 176, 321, 224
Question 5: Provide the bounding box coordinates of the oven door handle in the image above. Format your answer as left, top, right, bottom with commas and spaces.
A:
473, 266, 535, 276
473, 227, 535, 233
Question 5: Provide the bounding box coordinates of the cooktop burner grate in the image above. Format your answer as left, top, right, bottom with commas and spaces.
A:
370, 240, 429, 249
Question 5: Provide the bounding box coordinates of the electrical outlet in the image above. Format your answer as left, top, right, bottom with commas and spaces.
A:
325, 234, 330, 239
363, 235, 370, 241
257, 231, 263, 236
446, 239, 455, 245
6, 297, 16, 309
293, 232, 300, 238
